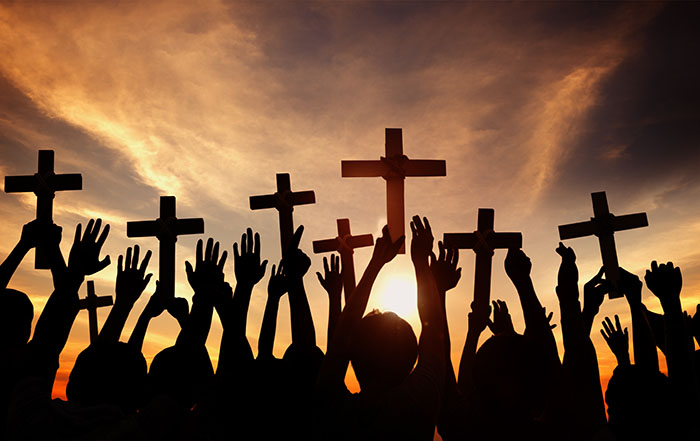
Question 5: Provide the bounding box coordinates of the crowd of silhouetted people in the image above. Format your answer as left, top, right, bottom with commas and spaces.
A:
1, 215, 699, 440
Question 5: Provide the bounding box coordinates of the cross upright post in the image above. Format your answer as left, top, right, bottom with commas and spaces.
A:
127, 196, 204, 298
558, 191, 648, 298
341, 128, 446, 253
4, 150, 82, 269
79, 280, 113, 344
444, 208, 522, 312
249, 173, 316, 255
313, 218, 374, 303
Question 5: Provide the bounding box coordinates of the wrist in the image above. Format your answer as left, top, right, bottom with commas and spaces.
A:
616, 353, 631, 367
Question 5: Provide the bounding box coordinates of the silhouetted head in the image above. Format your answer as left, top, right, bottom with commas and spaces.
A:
605, 365, 670, 439
0, 289, 33, 348
67, 341, 147, 414
473, 334, 545, 420
283, 342, 325, 386
148, 344, 214, 409
349, 310, 418, 392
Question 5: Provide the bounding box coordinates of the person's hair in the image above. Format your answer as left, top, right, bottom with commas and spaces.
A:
0, 289, 33, 347
148, 344, 214, 409
348, 310, 418, 391
67, 341, 147, 413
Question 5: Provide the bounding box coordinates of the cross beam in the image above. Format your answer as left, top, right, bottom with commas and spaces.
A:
250, 173, 315, 255
313, 218, 374, 303
341, 128, 446, 253
558, 191, 648, 298
79, 280, 113, 344
127, 196, 204, 298
444, 208, 522, 311
4, 150, 82, 269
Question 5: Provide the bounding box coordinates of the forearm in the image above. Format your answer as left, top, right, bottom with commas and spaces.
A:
31, 275, 82, 363
327, 296, 341, 349
629, 304, 659, 371
513, 276, 548, 332
229, 282, 253, 336
457, 329, 480, 393
258, 296, 281, 359
288, 278, 317, 348
177, 294, 214, 347
128, 313, 152, 352
99, 302, 133, 343
0, 240, 31, 289
415, 263, 443, 350
662, 299, 697, 390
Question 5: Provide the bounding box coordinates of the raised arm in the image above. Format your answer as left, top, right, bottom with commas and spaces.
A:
257, 262, 287, 360
0, 220, 40, 290
99, 245, 152, 343
128, 281, 167, 352
601, 314, 631, 368
316, 254, 343, 348
581, 267, 607, 336
619, 267, 659, 372
178, 238, 227, 347
282, 226, 316, 349
317, 225, 403, 389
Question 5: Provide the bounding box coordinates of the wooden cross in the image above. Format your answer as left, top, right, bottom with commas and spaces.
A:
79, 280, 113, 344
558, 191, 648, 299
341, 128, 446, 253
4, 150, 82, 269
249, 173, 315, 255
127, 196, 204, 298
443, 208, 522, 311
313, 218, 374, 303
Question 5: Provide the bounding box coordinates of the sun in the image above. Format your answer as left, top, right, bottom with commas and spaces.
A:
371, 274, 418, 321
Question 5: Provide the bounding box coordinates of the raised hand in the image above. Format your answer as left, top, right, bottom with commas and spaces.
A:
505, 247, 533, 283
583, 267, 608, 312
185, 237, 228, 295
316, 254, 342, 301
370, 225, 404, 267
618, 267, 643, 306
115, 245, 153, 307
544, 308, 557, 330
167, 296, 190, 328
268, 262, 287, 301
487, 299, 515, 335
601, 315, 630, 366
467, 300, 492, 336
410, 216, 434, 266
645, 261, 683, 307
430, 241, 461, 297
68, 219, 111, 276
555, 242, 578, 286
143, 281, 167, 319
233, 228, 267, 287
282, 226, 311, 281
18, 219, 43, 250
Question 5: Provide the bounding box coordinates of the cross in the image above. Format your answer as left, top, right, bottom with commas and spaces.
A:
249, 173, 315, 255
4, 150, 82, 269
127, 196, 204, 298
79, 280, 113, 344
558, 191, 648, 299
313, 218, 374, 303
443, 208, 522, 311
341, 128, 446, 253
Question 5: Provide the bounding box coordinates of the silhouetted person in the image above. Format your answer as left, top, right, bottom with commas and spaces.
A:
315, 217, 445, 441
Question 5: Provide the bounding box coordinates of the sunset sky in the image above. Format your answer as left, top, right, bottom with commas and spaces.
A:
1, 1, 699, 400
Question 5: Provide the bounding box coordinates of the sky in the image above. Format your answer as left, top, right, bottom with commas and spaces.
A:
1, 0, 699, 402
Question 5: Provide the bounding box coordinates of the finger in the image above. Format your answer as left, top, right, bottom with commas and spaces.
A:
96, 224, 110, 248
277, 261, 284, 276
601, 329, 610, 343
246, 228, 253, 254
92, 219, 103, 242
316, 272, 324, 285
423, 217, 431, 233
218, 250, 228, 272
437, 241, 445, 262
412, 215, 422, 232
196, 239, 203, 266
456, 267, 462, 281
602, 320, 611, 335
212, 241, 220, 264
126, 247, 132, 271
651, 260, 658, 272
205, 238, 214, 262
409, 221, 417, 236
323, 256, 329, 275
84, 219, 95, 242
429, 251, 436, 267
139, 250, 152, 274
452, 247, 459, 266
74, 223, 82, 245
614, 314, 622, 332
132, 245, 140, 269
288, 226, 304, 252
392, 235, 406, 252
605, 316, 614, 330
486, 318, 495, 333
117, 254, 124, 274
254, 231, 261, 257
593, 266, 605, 281
233, 242, 239, 261
555, 242, 565, 256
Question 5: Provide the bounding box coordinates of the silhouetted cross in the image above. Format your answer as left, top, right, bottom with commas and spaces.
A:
313, 218, 374, 303
341, 128, 446, 253
559, 191, 648, 299
79, 280, 113, 344
127, 196, 204, 298
4, 150, 82, 269
444, 208, 522, 311
250, 173, 315, 255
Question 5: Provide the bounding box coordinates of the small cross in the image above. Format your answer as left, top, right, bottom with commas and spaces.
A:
79, 280, 113, 344
249, 173, 315, 255
444, 208, 522, 311
558, 191, 648, 298
313, 218, 374, 303
127, 196, 204, 298
341, 128, 446, 253
4, 150, 82, 269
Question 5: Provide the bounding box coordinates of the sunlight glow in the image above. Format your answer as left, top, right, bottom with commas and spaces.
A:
373, 274, 418, 321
